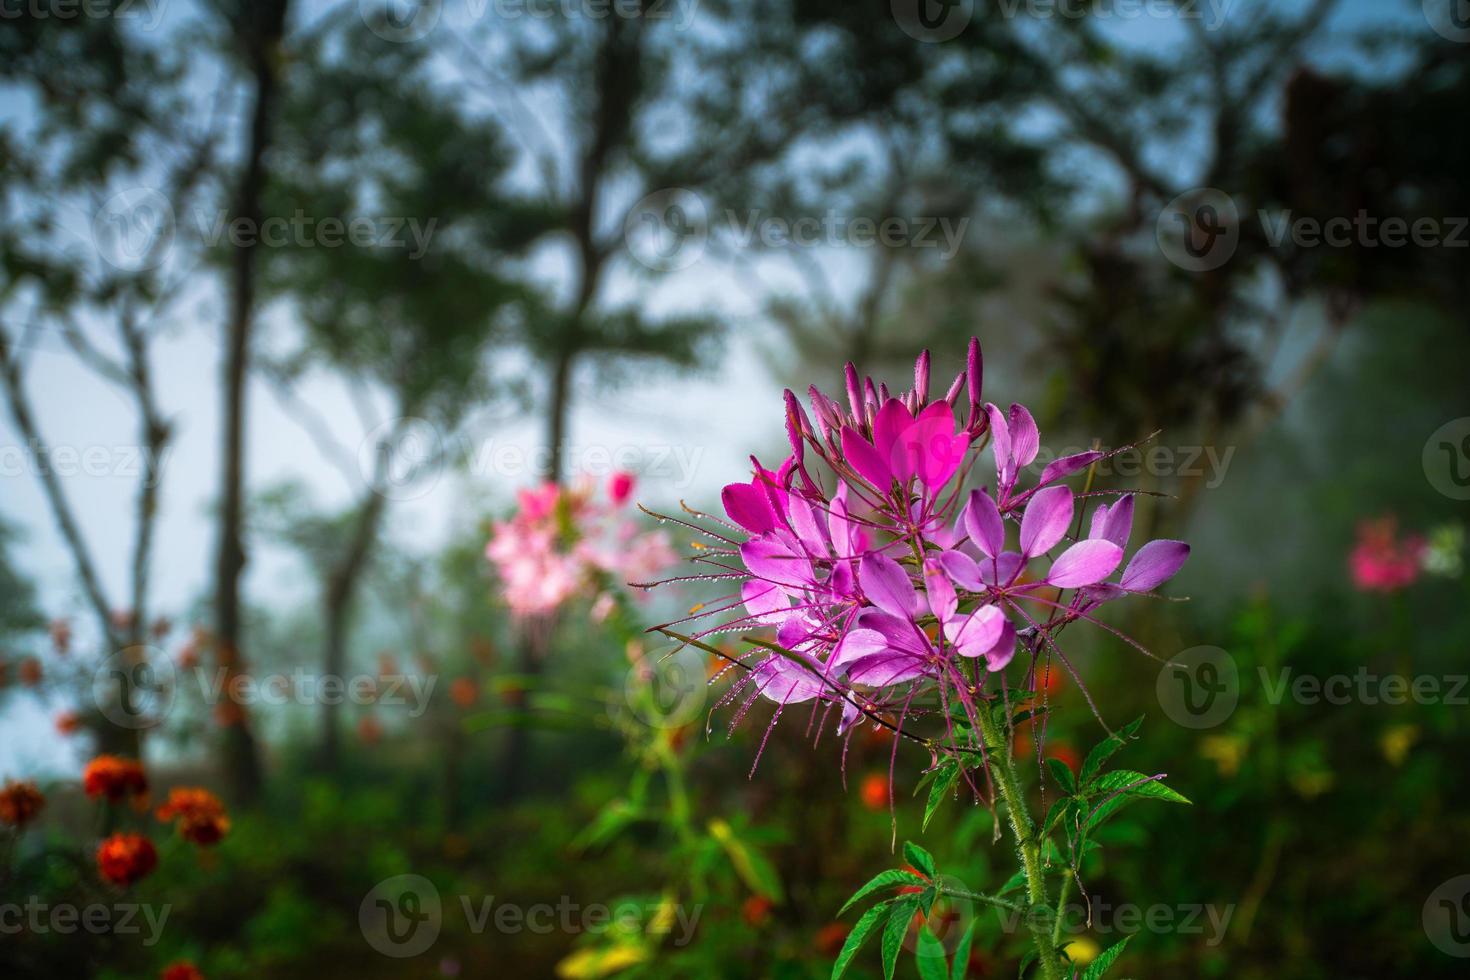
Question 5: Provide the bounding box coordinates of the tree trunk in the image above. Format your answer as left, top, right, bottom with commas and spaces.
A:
214, 0, 290, 805
319, 489, 388, 771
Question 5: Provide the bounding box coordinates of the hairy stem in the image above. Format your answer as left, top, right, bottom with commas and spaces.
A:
977, 702, 1066, 980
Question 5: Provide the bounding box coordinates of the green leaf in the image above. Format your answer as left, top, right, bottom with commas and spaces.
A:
708, 819, 785, 902
923, 761, 960, 831
1018, 945, 1039, 978
1080, 717, 1144, 786
915, 924, 949, 980
1046, 758, 1077, 794
831, 903, 891, 980
882, 898, 919, 980
1041, 796, 1074, 838
903, 841, 937, 879
1080, 936, 1132, 979
1087, 770, 1191, 804
951, 921, 975, 980
997, 868, 1027, 897
839, 868, 927, 916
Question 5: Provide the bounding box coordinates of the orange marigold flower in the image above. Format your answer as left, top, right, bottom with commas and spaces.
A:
161, 962, 204, 980
96, 833, 157, 886
0, 779, 46, 827
156, 787, 231, 846
859, 772, 889, 811
83, 756, 148, 802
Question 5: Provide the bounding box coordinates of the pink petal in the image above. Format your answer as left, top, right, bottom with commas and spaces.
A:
830, 627, 890, 672
985, 403, 1012, 487
1008, 404, 1039, 468
923, 560, 957, 622
722, 482, 776, 534
847, 652, 931, 687
963, 489, 1005, 558
1121, 540, 1190, 591
858, 553, 921, 619
944, 605, 1006, 657
841, 426, 893, 490
1039, 451, 1103, 487
938, 550, 985, 591
1019, 485, 1074, 557
872, 399, 915, 478
1100, 494, 1134, 547
741, 580, 790, 621
1047, 540, 1124, 588
982, 618, 1017, 670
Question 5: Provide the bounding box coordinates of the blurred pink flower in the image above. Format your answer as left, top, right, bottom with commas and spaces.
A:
1349, 517, 1426, 593
608, 470, 636, 506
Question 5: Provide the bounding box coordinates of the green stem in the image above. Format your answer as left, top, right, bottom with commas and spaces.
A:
977, 702, 1066, 980
1052, 873, 1074, 945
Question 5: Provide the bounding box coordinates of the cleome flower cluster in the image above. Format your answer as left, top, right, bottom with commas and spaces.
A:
487, 472, 678, 619
647, 339, 1189, 760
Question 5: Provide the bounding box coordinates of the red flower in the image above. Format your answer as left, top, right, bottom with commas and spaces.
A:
0, 780, 45, 827
156, 787, 231, 846
357, 715, 384, 746
449, 677, 478, 709
97, 833, 158, 886
859, 772, 889, 811
18, 657, 42, 687
815, 922, 851, 957
608, 471, 636, 506
741, 895, 774, 927
83, 756, 148, 802
56, 710, 82, 736
161, 963, 204, 980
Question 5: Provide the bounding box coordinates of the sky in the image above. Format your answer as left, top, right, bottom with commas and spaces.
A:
0, 0, 1436, 773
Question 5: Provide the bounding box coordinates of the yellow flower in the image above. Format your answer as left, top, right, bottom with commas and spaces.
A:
1066, 936, 1102, 967
1379, 724, 1420, 766
1199, 735, 1245, 777
556, 943, 649, 979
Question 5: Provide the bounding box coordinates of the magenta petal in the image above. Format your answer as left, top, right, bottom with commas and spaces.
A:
830, 628, 889, 672
963, 489, 1005, 558
1087, 502, 1111, 541
858, 553, 921, 619
945, 605, 1006, 658
722, 481, 776, 534
742, 580, 790, 621
1008, 403, 1039, 468
752, 657, 825, 703
985, 403, 1012, 486
1039, 450, 1103, 487
1100, 493, 1134, 547
938, 549, 985, 590
740, 534, 810, 590
1048, 540, 1124, 588
923, 560, 957, 622
873, 399, 915, 478
841, 426, 893, 490
847, 652, 931, 687
1121, 540, 1191, 591
983, 618, 1017, 670
1019, 485, 1074, 557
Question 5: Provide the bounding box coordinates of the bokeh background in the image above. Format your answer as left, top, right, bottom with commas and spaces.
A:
2, 0, 1469, 977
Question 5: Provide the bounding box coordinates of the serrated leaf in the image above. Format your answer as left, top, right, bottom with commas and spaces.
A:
1079, 936, 1131, 979
1041, 796, 1074, 838
951, 921, 975, 980
831, 903, 891, 980
915, 924, 949, 980
1084, 773, 1189, 832
882, 898, 920, 980
923, 761, 960, 831
1046, 758, 1077, 794
903, 841, 937, 879
839, 868, 928, 916
1080, 717, 1143, 786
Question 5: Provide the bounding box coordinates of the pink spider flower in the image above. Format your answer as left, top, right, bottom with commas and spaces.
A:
642, 338, 1190, 777
487, 474, 676, 618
